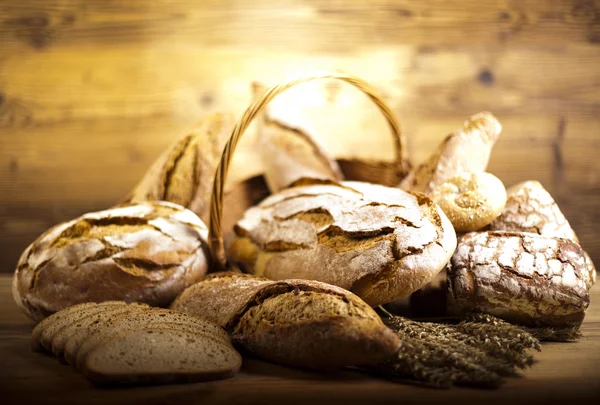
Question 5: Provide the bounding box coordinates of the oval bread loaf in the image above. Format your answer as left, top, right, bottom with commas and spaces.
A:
490, 180, 595, 287
447, 231, 590, 327
13, 201, 209, 322
122, 113, 234, 224
227, 180, 457, 306
170, 272, 402, 369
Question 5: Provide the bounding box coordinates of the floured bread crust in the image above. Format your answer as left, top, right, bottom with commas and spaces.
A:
13, 201, 209, 322
447, 231, 589, 327
490, 180, 595, 287
227, 180, 457, 306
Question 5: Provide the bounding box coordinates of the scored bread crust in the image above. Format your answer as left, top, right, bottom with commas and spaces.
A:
447, 231, 590, 327
170, 272, 402, 369
122, 113, 234, 224
13, 201, 209, 322
227, 180, 457, 306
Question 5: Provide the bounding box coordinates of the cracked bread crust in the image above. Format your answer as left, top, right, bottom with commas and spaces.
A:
13, 201, 209, 322
170, 272, 401, 369
227, 180, 457, 306
489, 180, 595, 287
122, 113, 234, 224
447, 231, 589, 327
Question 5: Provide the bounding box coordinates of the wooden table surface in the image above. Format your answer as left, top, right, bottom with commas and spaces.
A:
1, 275, 598, 405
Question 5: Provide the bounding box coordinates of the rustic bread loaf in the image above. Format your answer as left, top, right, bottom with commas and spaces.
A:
13, 201, 209, 322
399, 112, 501, 195
431, 171, 506, 232
447, 231, 590, 327
227, 180, 456, 306
489, 180, 595, 286
82, 328, 241, 385
170, 272, 402, 369
122, 113, 234, 224
253, 82, 343, 193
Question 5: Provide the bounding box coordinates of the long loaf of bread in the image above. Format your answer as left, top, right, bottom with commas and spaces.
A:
170, 272, 401, 369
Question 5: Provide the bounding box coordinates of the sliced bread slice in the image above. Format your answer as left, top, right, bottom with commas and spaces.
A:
51, 303, 148, 360
72, 308, 231, 369
38, 302, 128, 352
82, 328, 242, 385
31, 302, 99, 352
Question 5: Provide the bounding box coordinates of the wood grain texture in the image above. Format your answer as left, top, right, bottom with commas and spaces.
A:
1, 275, 599, 404
0, 0, 599, 273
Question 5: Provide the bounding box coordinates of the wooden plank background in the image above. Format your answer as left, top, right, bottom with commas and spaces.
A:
0, 0, 599, 274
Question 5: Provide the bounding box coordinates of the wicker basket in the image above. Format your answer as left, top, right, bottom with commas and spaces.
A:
210, 72, 411, 270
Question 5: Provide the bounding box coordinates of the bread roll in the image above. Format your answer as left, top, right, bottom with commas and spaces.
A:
447, 231, 589, 327
227, 180, 456, 306
171, 272, 401, 369
13, 201, 209, 322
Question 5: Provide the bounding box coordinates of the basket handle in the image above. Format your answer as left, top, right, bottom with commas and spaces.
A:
208, 71, 406, 270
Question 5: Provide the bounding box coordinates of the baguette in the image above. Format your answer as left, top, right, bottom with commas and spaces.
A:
170, 272, 401, 369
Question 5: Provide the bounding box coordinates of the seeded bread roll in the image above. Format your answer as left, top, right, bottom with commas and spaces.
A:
13, 201, 209, 322
400, 112, 501, 195
227, 180, 456, 306
447, 231, 590, 327
431, 172, 506, 232
122, 113, 234, 224
171, 272, 402, 369
490, 180, 595, 287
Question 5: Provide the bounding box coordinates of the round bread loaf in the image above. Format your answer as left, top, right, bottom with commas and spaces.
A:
13, 201, 209, 322
227, 180, 457, 306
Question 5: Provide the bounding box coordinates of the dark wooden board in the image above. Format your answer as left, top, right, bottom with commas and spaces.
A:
1, 275, 599, 405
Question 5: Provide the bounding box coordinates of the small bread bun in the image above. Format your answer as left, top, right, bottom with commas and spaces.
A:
431, 172, 506, 232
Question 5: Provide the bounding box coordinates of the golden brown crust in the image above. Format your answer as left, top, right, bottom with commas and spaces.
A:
431, 172, 507, 232
122, 113, 234, 224
226, 180, 456, 306
399, 112, 501, 195
13, 202, 209, 322
170, 272, 401, 369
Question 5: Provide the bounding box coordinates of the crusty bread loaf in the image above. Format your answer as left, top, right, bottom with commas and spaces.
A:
13, 201, 209, 322
253, 82, 343, 193
227, 180, 456, 306
82, 328, 241, 385
447, 231, 589, 327
171, 272, 402, 369
399, 112, 501, 195
122, 113, 234, 224
490, 180, 595, 287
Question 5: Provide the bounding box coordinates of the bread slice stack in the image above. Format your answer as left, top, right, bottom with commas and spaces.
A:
32, 302, 242, 385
